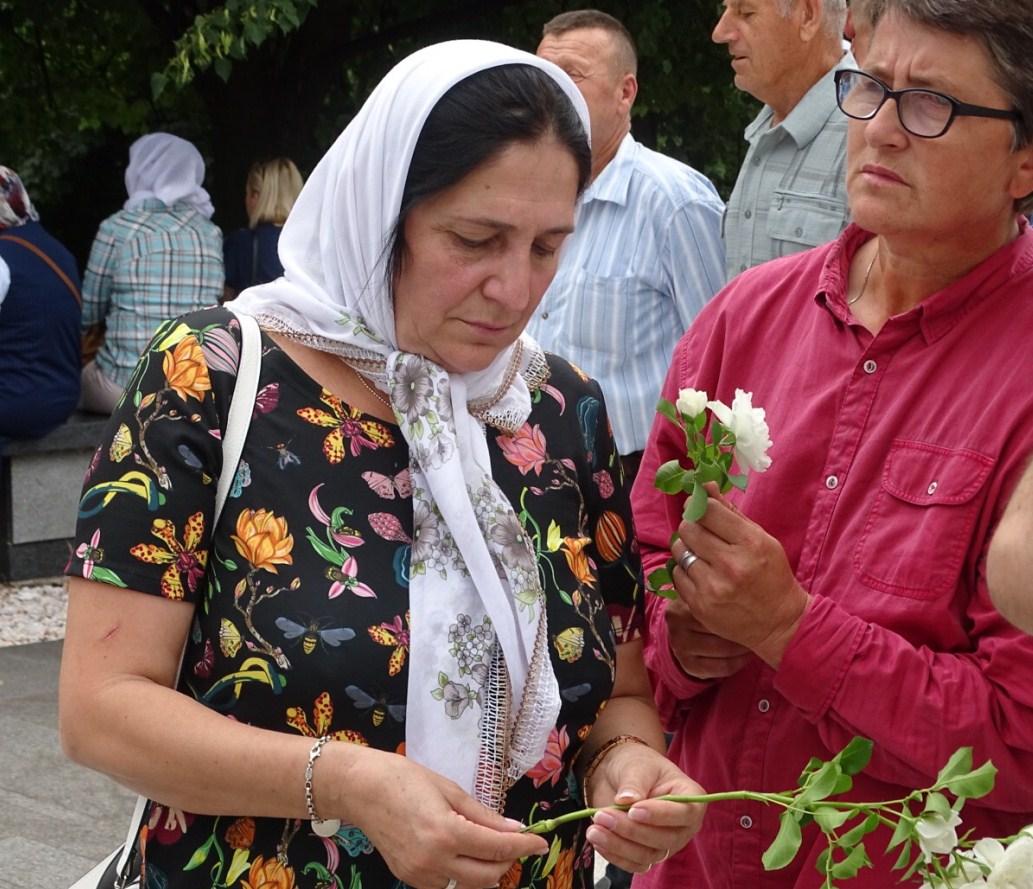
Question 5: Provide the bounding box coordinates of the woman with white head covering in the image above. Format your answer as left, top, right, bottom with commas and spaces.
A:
79, 132, 223, 414
59, 42, 704, 889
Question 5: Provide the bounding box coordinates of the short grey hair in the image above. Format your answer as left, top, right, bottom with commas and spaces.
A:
775, 0, 848, 39
883, 0, 1033, 211
849, 0, 887, 29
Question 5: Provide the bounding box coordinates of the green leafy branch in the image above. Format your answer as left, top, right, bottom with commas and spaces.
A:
523, 737, 998, 888
153, 0, 318, 96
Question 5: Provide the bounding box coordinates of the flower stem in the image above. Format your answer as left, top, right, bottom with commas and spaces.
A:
521, 791, 794, 835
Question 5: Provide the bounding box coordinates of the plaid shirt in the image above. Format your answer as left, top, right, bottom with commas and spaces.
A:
723, 51, 855, 279
82, 199, 223, 388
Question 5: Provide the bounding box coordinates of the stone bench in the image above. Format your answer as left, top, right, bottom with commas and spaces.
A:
0, 412, 109, 581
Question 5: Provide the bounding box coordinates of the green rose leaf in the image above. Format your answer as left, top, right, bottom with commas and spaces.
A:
647, 565, 676, 598
762, 810, 803, 871
829, 842, 871, 880
934, 747, 973, 788
683, 481, 709, 522
945, 761, 997, 800
836, 736, 874, 776
887, 802, 914, 851
923, 791, 952, 819
694, 462, 723, 485
656, 398, 679, 423
837, 813, 879, 848
655, 460, 690, 494
813, 807, 852, 832
798, 761, 842, 806
892, 839, 913, 871
727, 472, 749, 490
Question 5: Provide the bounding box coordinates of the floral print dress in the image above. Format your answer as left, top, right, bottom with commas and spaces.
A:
66, 307, 644, 889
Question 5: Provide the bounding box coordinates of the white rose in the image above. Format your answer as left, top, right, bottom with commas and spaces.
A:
917, 811, 963, 862
987, 834, 1033, 889
706, 388, 773, 474
675, 388, 709, 419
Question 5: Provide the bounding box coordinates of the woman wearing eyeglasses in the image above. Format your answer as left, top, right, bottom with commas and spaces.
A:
632, 1, 1033, 887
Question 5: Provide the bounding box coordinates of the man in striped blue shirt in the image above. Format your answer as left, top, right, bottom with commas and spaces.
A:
530, 9, 726, 484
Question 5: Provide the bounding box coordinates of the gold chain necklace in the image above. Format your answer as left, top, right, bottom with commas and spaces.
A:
847, 245, 879, 306
352, 367, 391, 407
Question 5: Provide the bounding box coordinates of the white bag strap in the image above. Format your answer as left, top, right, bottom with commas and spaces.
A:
109, 309, 262, 882
214, 310, 262, 526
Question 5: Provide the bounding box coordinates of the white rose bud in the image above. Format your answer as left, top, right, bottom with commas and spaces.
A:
706, 388, 773, 474
675, 388, 709, 419
987, 834, 1033, 888
916, 811, 963, 862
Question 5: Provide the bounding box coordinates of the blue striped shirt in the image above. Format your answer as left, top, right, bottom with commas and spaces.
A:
527, 135, 726, 455
82, 199, 223, 388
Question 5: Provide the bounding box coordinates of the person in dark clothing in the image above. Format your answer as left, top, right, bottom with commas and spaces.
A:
222, 157, 304, 301
0, 166, 81, 442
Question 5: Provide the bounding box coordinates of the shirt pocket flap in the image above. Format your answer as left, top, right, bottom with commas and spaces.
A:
881, 441, 993, 506
766, 190, 847, 247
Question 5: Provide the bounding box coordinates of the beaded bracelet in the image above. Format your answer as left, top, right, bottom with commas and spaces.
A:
580, 734, 651, 801
304, 735, 341, 837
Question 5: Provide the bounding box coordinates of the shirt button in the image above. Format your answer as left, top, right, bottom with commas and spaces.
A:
757, 699, 771, 713
825, 475, 839, 490
795, 226, 804, 237
740, 815, 754, 829
744, 209, 752, 219
740, 264, 748, 273
927, 481, 939, 495
863, 359, 878, 374
541, 311, 549, 320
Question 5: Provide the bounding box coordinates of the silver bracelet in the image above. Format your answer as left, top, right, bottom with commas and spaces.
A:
304, 736, 341, 837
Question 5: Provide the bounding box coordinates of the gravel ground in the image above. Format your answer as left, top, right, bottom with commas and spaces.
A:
0, 577, 67, 647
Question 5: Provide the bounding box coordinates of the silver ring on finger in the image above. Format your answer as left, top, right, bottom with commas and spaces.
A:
443, 879, 458, 889
678, 549, 699, 572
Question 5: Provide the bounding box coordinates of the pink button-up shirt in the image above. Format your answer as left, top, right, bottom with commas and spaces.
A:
632, 223, 1033, 888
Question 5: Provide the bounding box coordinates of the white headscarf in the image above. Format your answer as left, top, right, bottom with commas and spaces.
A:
231, 40, 591, 805
124, 133, 214, 218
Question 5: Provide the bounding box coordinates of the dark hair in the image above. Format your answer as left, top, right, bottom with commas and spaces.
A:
542, 9, 637, 74
387, 64, 592, 286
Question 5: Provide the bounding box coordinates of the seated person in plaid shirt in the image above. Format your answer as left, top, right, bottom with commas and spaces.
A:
79, 133, 223, 414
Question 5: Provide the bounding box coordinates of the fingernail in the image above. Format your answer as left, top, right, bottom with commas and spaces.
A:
502, 817, 524, 830
628, 806, 651, 823
592, 810, 618, 829
615, 789, 638, 804
586, 825, 606, 847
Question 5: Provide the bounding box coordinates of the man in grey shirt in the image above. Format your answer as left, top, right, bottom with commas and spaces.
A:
715, 0, 854, 278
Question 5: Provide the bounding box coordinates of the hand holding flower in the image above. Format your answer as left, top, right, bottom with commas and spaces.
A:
671, 487, 810, 668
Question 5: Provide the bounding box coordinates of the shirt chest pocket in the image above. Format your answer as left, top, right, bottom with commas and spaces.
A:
854, 441, 993, 600
564, 269, 648, 358
766, 189, 848, 254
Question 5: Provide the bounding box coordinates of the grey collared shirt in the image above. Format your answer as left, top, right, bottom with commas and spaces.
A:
723, 51, 855, 279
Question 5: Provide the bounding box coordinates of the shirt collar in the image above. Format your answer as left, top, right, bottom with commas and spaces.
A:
817, 217, 1033, 345
581, 133, 637, 207
746, 50, 855, 149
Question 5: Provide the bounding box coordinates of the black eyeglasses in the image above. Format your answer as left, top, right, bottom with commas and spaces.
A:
834, 69, 1021, 139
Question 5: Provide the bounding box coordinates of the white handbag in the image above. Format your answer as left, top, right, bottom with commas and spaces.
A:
68, 309, 262, 889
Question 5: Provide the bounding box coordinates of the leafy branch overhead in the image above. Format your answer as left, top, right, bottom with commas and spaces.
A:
152, 0, 318, 96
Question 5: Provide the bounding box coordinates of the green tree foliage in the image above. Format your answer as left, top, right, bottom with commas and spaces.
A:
0, 0, 756, 263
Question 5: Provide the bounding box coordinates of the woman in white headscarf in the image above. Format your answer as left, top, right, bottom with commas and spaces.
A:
79, 133, 224, 414
59, 42, 704, 889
